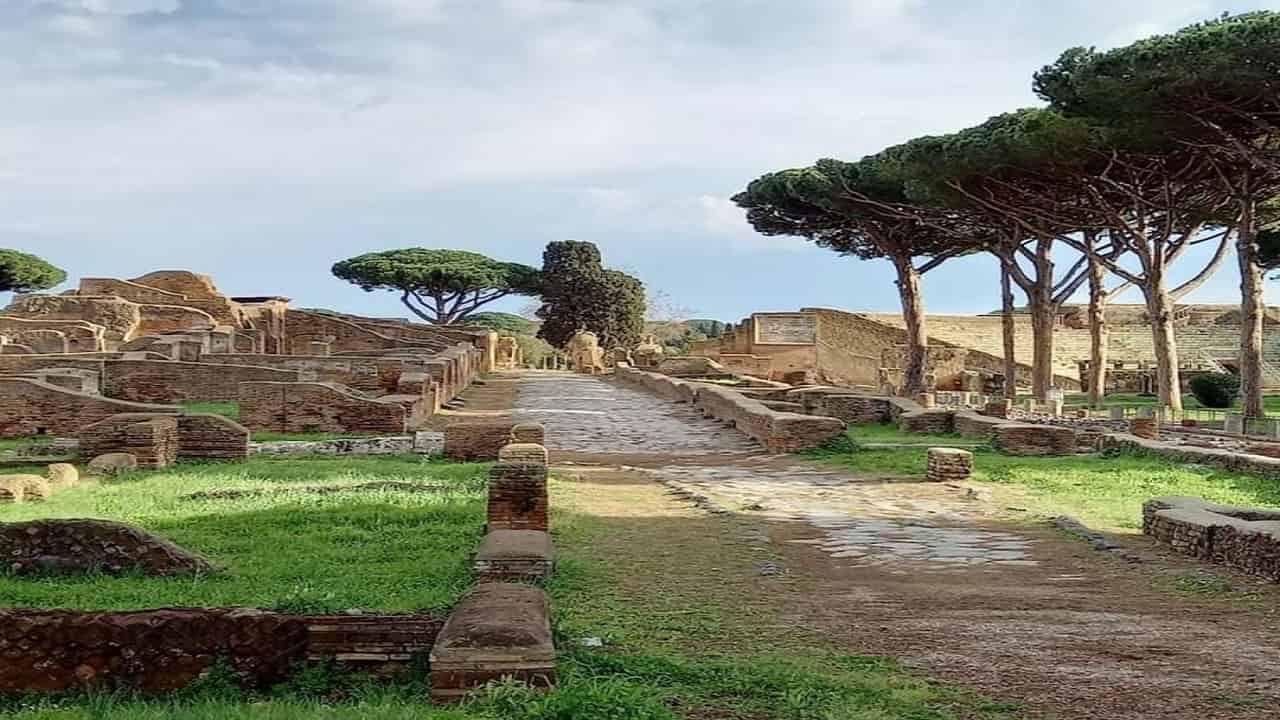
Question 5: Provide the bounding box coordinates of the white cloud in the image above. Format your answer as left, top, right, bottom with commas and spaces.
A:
697, 195, 803, 254
72, 0, 179, 15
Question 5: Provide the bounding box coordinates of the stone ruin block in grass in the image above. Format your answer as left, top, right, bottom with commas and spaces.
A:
0, 518, 216, 576
429, 582, 556, 702
1144, 497, 1280, 581
993, 424, 1076, 456
926, 448, 973, 482
473, 529, 555, 582
898, 409, 955, 435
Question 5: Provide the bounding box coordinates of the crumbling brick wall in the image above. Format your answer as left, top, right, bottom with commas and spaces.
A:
238, 382, 406, 434
0, 318, 103, 352
202, 353, 406, 393
0, 609, 307, 693
102, 360, 300, 403
4, 295, 141, 345
0, 377, 179, 437
80, 413, 180, 468
176, 413, 251, 461
1144, 497, 1280, 581
135, 304, 217, 336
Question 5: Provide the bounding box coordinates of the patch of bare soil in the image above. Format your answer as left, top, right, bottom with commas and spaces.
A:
771, 506, 1280, 720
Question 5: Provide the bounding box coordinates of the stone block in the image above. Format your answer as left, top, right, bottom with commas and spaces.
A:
429, 583, 556, 702
509, 423, 545, 445
473, 529, 555, 581
44, 463, 79, 489
1128, 417, 1159, 440
87, 452, 138, 476
926, 448, 973, 482
498, 443, 549, 465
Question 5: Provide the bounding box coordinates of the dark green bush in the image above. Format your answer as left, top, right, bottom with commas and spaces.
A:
1189, 372, 1240, 409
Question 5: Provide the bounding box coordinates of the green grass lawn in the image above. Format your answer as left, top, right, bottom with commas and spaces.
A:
0, 456, 488, 613
182, 402, 241, 421
0, 465, 1014, 720
812, 424, 1280, 532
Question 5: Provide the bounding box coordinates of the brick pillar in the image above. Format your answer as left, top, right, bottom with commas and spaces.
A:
487, 443, 548, 532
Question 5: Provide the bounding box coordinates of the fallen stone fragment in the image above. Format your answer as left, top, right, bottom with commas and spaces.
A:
86, 453, 138, 476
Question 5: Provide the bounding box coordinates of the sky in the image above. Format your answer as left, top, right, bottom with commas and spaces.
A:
3, 0, 1277, 322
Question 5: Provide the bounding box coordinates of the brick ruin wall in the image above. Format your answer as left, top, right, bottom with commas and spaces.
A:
80, 414, 180, 468
0, 318, 103, 353
101, 360, 300, 404
202, 353, 407, 393
238, 382, 407, 434
0, 609, 307, 693
0, 377, 180, 437
81, 276, 244, 326
284, 310, 434, 355
1144, 498, 1280, 581
5, 295, 141, 345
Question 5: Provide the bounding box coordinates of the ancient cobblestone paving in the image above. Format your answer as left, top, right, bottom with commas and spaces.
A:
645, 462, 1038, 570
512, 372, 758, 456
512, 371, 1280, 719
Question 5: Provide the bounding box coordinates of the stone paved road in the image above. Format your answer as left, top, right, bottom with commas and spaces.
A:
503, 371, 1280, 719
511, 371, 758, 456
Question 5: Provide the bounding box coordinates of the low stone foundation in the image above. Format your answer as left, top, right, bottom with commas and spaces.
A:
429, 582, 556, 702
898, 409, 955, 435
953, 411, 1010, 440
0, 609, 307, 693
993, 424, 1076, 456
1144, 496, 1280, 581
0, 519, 215, 576
926, 448, 973, 482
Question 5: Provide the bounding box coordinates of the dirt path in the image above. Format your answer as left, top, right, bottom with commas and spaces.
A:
479, 371, 1280, 719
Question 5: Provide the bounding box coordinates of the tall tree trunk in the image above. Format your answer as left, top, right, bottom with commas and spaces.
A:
892, 255, 928, 397
1145, 280, 1184, 413
1237, 196, 1265, 418
1027, 282, 1055, 401
1001, 261, 1018, 400
1086, 237, 1109, 409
